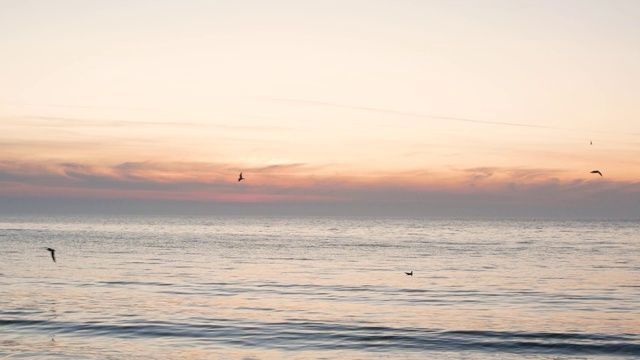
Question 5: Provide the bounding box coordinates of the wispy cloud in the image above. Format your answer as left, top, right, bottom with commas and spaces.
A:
4, 115, 207, 128
248, 163, 308, 172
1, 101, 167, 113
1, 159, 638, 217
1, 115, 294, 132
463, 166, 568, 184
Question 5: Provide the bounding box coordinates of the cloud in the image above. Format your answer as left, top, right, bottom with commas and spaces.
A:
466, 167, 495, 182
248, 163, 308, 172
57, 162, 97, 178
2, 115, 293, 132
1, 101, 164, 113
1, 159, 638, 218
462, 166, 569, 186
0, 159, 316, 190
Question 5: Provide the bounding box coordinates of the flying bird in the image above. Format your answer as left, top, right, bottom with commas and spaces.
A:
405, 271, 413, 276
46, 247, 56, 262
590, 140, 592, 145
590, 170, 603, 177
238, 172, 244, 182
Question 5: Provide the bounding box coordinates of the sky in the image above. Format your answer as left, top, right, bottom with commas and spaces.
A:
1, 0, 639, 218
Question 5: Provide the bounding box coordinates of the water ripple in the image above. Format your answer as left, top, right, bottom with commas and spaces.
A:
2, 318, 639, 356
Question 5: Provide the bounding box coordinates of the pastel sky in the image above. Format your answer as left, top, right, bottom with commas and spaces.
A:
1, 0, 639, 218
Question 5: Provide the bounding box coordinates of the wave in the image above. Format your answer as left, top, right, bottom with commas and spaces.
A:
2, 318, 638, 356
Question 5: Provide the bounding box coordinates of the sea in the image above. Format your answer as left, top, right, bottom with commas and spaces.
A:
1, 215, 638, 359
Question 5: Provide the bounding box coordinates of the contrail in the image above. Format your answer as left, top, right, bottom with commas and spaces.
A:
267, 98, 557, 129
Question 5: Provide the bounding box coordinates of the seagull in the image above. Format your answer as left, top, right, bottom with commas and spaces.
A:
405, 271, 413, 276
238, 172, 244, 182
590, 170, 603, 177
590, 140, 592, 145
46, 247, 56, 262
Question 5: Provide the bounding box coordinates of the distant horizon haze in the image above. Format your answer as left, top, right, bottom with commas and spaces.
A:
1, 196, 637, 220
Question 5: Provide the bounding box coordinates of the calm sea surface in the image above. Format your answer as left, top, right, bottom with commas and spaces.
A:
1, 215, 638, 359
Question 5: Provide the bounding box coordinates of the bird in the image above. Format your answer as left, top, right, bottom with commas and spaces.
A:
46, 247, 56, 262
238, 172, 244, 182
405, 271, 413, 276
590, 140, 592, 145
590, 170, 603, 177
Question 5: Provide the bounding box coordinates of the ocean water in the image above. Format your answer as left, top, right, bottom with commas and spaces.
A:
1, 215, 638, 359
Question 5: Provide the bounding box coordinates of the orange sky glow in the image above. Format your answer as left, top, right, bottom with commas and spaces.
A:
1, 1, 639, 217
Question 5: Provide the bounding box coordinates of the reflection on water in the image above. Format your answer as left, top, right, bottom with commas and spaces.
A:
1, 216, 639, 359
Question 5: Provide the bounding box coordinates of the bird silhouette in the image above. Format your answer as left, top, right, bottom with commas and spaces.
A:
238, 172, 244, 182
46, 248, 56, 262
590, 170, 603, 177
405, 271, 413, 276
